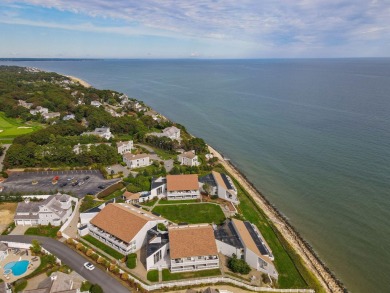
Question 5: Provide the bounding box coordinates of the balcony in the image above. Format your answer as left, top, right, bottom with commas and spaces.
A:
89, 226, 130, 251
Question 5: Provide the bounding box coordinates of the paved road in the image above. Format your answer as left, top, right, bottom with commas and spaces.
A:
0, 235, 130, 293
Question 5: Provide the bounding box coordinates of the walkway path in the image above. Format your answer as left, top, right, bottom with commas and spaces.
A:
63, 200, 81, 238
0, 144, 10, 171
0, 235, 131, 293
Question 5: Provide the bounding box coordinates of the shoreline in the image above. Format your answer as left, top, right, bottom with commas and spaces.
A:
66, 75, 91, 88
208, 145, 346, 293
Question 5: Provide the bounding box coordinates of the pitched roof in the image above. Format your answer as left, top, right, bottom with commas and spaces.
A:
212, 171, 228, 190
168, 225, 218, 258
178, 151, 196, 159
166, 174, 199, 191
123, 153, 149, 160
90, 203, 163, 243
232, 219, 271, 263
123, 191, 140, 200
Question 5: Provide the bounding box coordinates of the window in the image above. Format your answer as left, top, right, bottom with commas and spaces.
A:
154, 250, 162, 264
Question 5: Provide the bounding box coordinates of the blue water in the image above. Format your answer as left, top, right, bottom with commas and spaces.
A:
4, 260, 29, 276
1, 59, 390, 292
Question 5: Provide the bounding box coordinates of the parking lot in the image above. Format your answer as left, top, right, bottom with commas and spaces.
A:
1, 170, 120, 198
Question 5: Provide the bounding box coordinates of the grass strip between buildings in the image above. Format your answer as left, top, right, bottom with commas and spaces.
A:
83, 235, 124, 259
25, 225, 60, 238
152, 203, 225, 224
162, 268, 221, 281
147, 270, 159, 282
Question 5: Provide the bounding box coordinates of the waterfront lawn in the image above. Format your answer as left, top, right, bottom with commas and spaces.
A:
215, 166, 325, 292
162, 269, 221, 281
157, 199, 198, 205
153, 203, 225, 224
147, 270, 159, 282
0, 112, 41, 142
25, 225, 60, 238
83, 235, 124, 259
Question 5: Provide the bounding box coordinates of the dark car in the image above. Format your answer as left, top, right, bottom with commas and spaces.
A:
72, 181, 79, 187
59, 182, 68, 188
98, 185, 106, 189
84, 176, 90, 181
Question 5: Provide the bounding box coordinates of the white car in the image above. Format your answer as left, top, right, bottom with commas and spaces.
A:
84, 262, 95, 271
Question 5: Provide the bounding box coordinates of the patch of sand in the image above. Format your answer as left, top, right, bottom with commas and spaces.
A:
0, 130, 3, 133
17, 126, 32, 129
67, 75, 91, 88
0, 202, 17, 225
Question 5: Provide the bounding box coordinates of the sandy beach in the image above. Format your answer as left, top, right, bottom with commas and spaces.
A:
67, 75, 91, 88
208, 145, 345, 293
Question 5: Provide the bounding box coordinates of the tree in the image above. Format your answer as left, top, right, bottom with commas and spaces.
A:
228, 254, 251, 274
203, 183, 212, 195
90, 284, 104, 293
30, 239, 41, 254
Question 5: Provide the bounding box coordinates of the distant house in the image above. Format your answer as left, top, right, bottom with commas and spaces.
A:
149, 126, 181, 141
82, 127, 113, 140
18, 100, 33, 109
0, 242, 8, 261
215, 219, 278, 279
123, 190, 153, 204
88, 203, 167, 255
177, 150, 200, 167
166, 174, 200, 200
169, 225, 219, 272
123, 153, 150, 169
63, 114, 75, 121
117, 141, 133, 154
199, 171, 238, 204
23, 271, 85, 293
14, 194, 72, 226
91, 100, 102, 107
30, 106, 49, 115
42, 112, 60, 120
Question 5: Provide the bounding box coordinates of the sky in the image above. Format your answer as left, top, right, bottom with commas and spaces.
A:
0, 0, 390, 58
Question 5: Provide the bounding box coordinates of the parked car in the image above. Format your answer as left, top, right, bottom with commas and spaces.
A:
59, 182, 68, 187
84, 262, 95, 271
98, 185, 106, 189
83, 176, 90, 181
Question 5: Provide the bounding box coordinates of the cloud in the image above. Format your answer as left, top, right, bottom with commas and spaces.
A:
1, 0, 390, 57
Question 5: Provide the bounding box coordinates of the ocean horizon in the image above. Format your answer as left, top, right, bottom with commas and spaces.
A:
1, 58, 389, 292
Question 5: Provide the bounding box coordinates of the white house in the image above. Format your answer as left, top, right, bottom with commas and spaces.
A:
146, 228, 170, 271
230, 219, 278, 279
91, 100, 102, 107
30, 106, 48, 115
150, 177, 167, 199
88, 203, 167, 255
117, 141, 133, 154
177, 150, 200, 167
42, 112, 61, 120
149, 126, 181, 141
18, 100, 33, 109
82, 127, 113, 140
14, 194, 72, 226
123, 190, 153, 204
123, 153, 150, 169
63, 114, 75, 121
200, 171, 239, 204
166, 174, 200, 200
169, 225, 220, 273
0, 242, 8, 261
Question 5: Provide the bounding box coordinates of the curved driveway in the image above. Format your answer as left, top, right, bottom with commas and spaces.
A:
0, 235, 130, 293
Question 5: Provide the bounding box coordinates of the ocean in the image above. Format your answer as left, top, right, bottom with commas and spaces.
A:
1, 58, 389, 292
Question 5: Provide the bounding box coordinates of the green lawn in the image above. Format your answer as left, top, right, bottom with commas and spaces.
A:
152, 203, 225, 224
157, 199, 198, 205
147, 270, 159, 282
213, 166, 324, 291
25, 225, 60, 238
140, 198, 158, 207
0, 112, 41, 142
83, 235, 124, 259
162, 269, 221, 281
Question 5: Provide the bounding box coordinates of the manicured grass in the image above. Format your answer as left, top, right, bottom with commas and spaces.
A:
140, 198, 158, 207
153, 203, 225, 224
13, 278, 27, 292
147, 270, 159, 282
25, 225, 60, 238
157, 199, 197, 205
0, 112, 41, 141
80, 195, 102, 212
83, 235, 124, 259
162, 269, 221, 281
214, 166, 324, 291
103, 189, 124, 201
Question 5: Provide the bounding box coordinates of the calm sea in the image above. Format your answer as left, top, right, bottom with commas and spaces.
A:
1, 59, 390, 292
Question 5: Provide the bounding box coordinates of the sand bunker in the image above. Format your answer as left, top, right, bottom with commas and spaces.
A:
17, 126, 32, 129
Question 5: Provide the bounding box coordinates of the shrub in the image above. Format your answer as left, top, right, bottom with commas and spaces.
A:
91, 253, 99, 261
157, 223, 167, 231
121, 273, 129, 280
76, 243, 84, 251
66, 238, 75, 245
97, 256, 105, 264
30, 239, 41, 254
86, 249, 94, 256
109, 264, 116, 271
80, 281, 92, 291
126, 253, 137, 269
227, 254, 251, 275
56, 231, 62, 238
